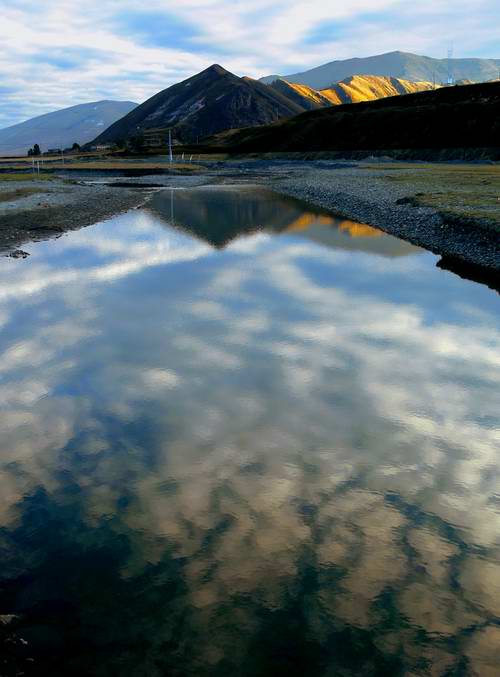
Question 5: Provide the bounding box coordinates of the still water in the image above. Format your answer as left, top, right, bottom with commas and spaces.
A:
0, 186, 499, 676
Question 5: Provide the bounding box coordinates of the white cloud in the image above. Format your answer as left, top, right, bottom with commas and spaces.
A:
0, 0, 499, 126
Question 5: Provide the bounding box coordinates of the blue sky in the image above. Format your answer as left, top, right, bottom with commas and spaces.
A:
0, 0, 499, 128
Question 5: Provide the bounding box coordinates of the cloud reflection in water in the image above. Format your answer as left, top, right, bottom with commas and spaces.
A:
0, 187, 499, 675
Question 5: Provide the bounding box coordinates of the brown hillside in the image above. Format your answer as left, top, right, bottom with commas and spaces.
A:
271, 75, 436, 109
320, 75, 436, 105
270, 80, 333, 109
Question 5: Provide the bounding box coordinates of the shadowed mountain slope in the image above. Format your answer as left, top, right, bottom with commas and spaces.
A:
0, 101, 137, 156
90, 65, 305, 146
206, 81, 500, 153
261, 51, 500, 89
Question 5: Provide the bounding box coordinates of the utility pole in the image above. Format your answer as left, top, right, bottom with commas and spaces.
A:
168, 129, 173, 163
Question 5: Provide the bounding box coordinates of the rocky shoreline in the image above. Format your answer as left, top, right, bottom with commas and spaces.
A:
0, 181, 147, 256
0, 175, 206, 256
269, 166, 499, 271
1, 164, 499, 273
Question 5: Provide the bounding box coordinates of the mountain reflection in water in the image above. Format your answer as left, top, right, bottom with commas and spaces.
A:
149, 185, 419, 256
0, 186, 499, 676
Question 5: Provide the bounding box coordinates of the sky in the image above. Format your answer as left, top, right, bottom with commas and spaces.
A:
1, 0, 499, 128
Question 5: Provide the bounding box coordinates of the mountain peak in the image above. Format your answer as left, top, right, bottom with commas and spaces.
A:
90, 64, 304, 146
260, 51, 500, 90
203, 64, 230, 76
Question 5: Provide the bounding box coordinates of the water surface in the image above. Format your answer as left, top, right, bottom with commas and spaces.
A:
0, 186, 499, 676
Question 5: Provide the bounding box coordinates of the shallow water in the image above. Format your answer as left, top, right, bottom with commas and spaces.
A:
0, 186, 499, 676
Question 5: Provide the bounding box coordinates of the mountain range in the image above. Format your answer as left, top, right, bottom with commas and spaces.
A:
2, 51, 499, 154
0, 100, 137, 156
261, 51, 500, 89
91, 66, 436, 146
209, 80, 500, 155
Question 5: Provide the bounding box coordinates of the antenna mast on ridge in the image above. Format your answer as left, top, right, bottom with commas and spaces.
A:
447, 43, 454, 85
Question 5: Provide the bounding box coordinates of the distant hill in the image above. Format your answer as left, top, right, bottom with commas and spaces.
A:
206, 81, 500, 154
261, 51, 500, 89
90, 65, 305, 146
0, 101, 138, 156
271, 75, 435, 108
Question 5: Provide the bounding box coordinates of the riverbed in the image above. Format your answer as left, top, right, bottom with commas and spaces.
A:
1, 161, 499, 273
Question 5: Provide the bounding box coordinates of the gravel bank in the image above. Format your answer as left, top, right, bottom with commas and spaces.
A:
269, 165, 499, 270
1, 164, 498, 273
0, 175, 207, 256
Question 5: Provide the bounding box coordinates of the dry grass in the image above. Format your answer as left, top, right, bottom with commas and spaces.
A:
321, 76, 435, 105
0, 160, 203, 172
175, 152, 229, 161
0, 159, 205, 176
0, 152, 100, 164
365, 163, 500, 231
0, 173, 52, 182
50, 161, 204, 171
0, 160, 70, 170
0, 187, 43, 203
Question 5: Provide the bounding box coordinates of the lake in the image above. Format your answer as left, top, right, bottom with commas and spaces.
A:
0, 186, 499, 676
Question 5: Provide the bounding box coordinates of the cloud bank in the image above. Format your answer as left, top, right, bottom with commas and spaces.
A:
0, 0, 499, 128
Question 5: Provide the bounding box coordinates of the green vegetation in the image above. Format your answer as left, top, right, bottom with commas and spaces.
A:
27, 143, 41, 157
